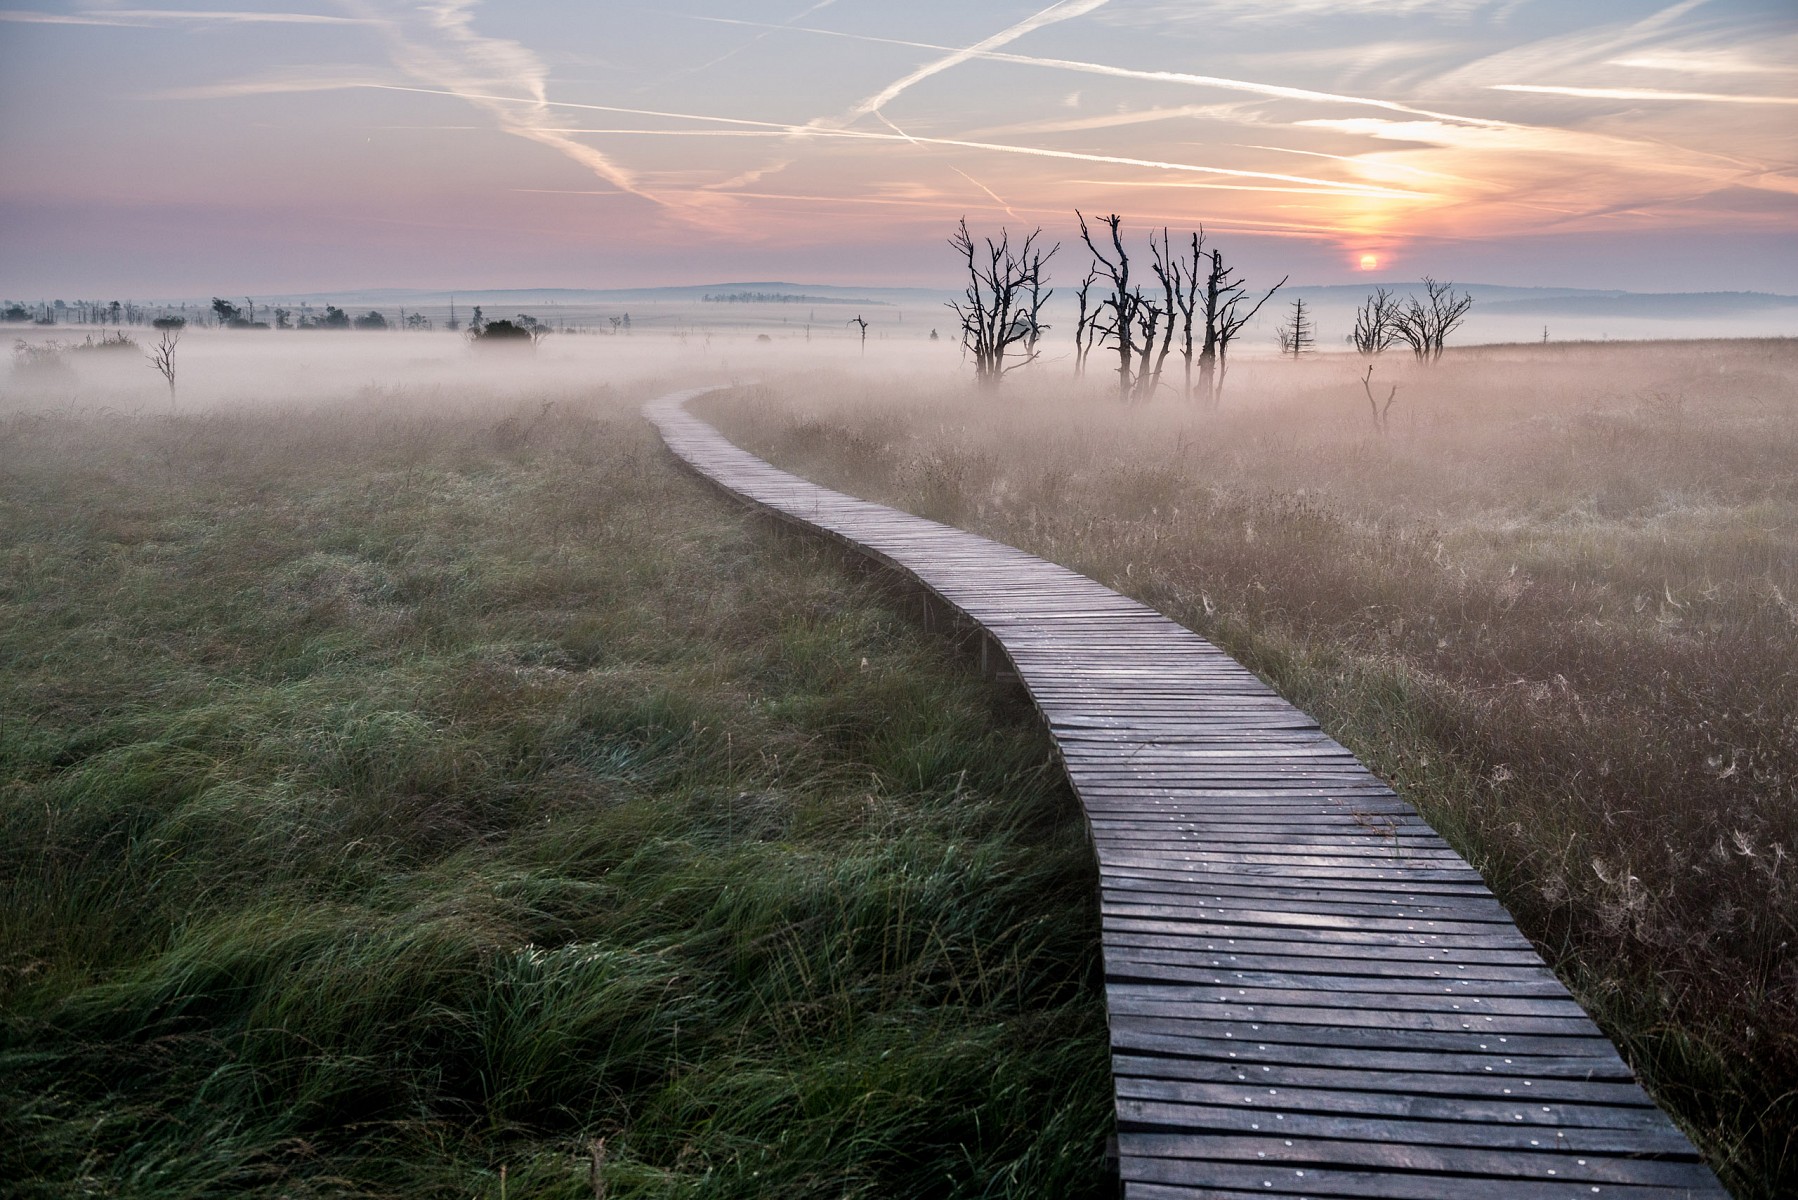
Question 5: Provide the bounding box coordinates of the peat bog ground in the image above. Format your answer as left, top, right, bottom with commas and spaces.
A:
0, 383, 1111, 1198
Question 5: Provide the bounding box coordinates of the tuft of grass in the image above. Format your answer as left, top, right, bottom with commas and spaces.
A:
704, 338, 1798, 1200
0, 387, 1111, 1197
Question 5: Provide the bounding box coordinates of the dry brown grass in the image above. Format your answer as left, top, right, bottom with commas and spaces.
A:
703, 337, 1798, 1198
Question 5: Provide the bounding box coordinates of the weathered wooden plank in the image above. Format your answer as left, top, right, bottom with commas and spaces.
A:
1102, 930, 1546, 967
1106, 979, 1588, 1018
1123, 1162, 1710, 1198
1100, 880, 1512, 913
1118, 1131, 1720, 1188
1110, 1054, 1645, 1097
645, 390, 1725, 1197
1116, 1096, 1699, 1155
1109, 1044, 1640, 1092
1100, 903, 1527, 940
1102, 958, 1568, 996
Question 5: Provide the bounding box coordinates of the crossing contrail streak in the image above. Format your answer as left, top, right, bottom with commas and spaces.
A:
690, 14, 1515, 129
821, 0, 1114, 128
345, 82, 1433, 197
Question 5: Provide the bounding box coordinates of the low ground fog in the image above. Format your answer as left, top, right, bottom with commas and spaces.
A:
5, 328, 1793, 1195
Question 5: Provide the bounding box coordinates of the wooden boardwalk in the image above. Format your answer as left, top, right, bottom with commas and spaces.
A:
645, 388, 1728, 1199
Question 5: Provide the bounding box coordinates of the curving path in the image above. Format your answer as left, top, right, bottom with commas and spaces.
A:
646, 387, 1727, 1199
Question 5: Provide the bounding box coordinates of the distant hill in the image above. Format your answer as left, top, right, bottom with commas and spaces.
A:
1285, 284, 1798, 321
265, 282, 952, 306
1480, 292, 1798, 318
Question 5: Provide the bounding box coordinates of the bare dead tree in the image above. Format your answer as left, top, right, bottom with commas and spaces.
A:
948, 218, 1057, 388
1360, 363, 1398, 434
146, 327, 179, 407
1391, 277, 1473, 363
848, 313, 869, 353
1275, 296, 1313, 359
1079, 211, 1174, 402
1072, 263, 1100, 377
1077, 212, 1141, 400
1198, 246, 1286, 408
1350, 286, 1400, 355
1138, 226, 1188, 400
1151, 229, 1205, 401
1133, 233, 1175, 401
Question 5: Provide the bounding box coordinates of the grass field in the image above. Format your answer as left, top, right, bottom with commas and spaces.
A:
0, 382, 1112, 1198
704, 337, 1798, 1199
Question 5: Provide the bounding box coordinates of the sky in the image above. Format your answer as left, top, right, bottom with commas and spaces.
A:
1, 0, 1794, 296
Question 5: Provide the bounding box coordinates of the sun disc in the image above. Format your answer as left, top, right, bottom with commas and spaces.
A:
1359, 253, 1379, 271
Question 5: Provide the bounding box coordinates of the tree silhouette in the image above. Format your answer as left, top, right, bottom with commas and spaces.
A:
1196, 245, 1284, 408
471, 319, 532, 344
146, 328, 179, 407
1351, 287, 1400, 355
948, 218, 1055, 388
303, 306, 351, 330
1276, 297, 1314, 358
1077, 212, 1157, 401
1391, 278, 1473, 363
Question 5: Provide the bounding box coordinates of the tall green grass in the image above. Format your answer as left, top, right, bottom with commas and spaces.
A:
0, 389, 1111, 1197
704, 338, 1798, 1199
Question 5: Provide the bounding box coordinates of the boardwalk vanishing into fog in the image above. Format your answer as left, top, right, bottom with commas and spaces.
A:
645, 387, 1727, 1199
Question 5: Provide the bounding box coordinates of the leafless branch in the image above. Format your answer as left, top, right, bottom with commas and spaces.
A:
949, 218, 1057, 388
146, 328, 179, 408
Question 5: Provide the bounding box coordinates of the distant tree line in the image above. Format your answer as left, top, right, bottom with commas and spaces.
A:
4, 296, 641, 340
3, 299, 144, 327
3, 296, 465, 332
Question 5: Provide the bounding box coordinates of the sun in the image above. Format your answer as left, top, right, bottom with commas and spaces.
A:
1359, 253, 1380, 271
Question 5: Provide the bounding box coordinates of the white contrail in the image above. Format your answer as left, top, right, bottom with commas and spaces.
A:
693, 14, 1514, 130
704, 160, 797, 190
822, 0, 1113, 128
518, 186, 1043, 218
344, 1, 696, 215
529, 123, 1432, 198
675, 0, 841, 79
887, 130, 1433, 198
0, 8, 374, 22
107, 8, 378, 23
948, 164, 1020, 219
159, 68, 397, 99
0, 12, 142, 23
1492, 84, 1798, 105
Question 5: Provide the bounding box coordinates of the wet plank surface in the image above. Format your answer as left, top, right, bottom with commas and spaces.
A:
645, 388, 1727, 1198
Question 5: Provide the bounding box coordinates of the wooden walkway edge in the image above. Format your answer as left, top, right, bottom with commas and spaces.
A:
645, 388, 1729, 1199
